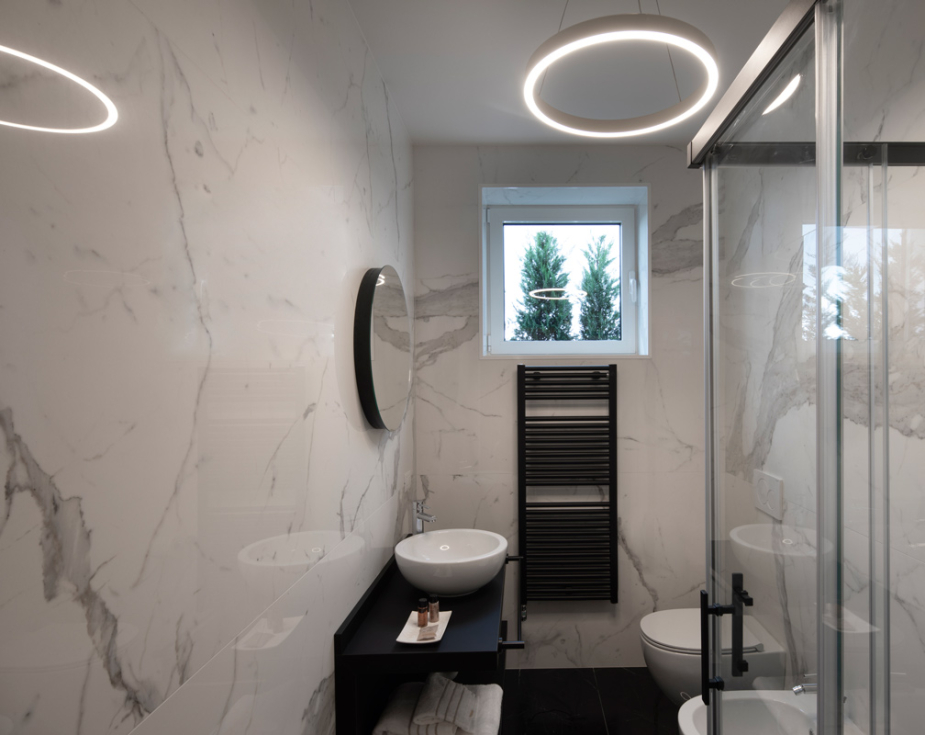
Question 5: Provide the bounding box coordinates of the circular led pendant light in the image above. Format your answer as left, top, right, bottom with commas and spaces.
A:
0, 44, 118, 134
524, 14, 719, 138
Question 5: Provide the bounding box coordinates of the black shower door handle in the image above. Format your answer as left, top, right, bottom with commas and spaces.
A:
731, 572, 754, 677
700, 590, 710, 704
700, 588, 735, 704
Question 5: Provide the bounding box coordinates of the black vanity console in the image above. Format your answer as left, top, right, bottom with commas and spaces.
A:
334, 558, 510, 735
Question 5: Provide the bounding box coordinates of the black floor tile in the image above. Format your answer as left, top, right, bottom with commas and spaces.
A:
499, 669, 522, 735
594, 667, 680, 735
516, 669, 608, 735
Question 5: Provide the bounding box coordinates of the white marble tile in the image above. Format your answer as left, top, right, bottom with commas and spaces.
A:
0, 0, 412, 732
501, 471, 703, 670
127, 492, 403, 735
887, 547, 925, 735
412, 145, 705, 668
843, 0, 925, 143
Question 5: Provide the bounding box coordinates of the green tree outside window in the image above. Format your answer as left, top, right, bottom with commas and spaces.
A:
579, 235, 621, 341
513, 231, 573, 341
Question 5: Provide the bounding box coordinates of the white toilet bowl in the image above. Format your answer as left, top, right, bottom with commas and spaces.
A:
640, 608, 785, 706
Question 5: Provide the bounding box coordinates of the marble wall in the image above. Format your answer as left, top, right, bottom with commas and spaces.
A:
412, 145, 705, 668
0, 0, 413, 733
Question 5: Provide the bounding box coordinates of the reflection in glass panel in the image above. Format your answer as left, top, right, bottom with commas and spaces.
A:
502, 223, 622, 342
369, 266, 412, 431
707, 19, 818, 716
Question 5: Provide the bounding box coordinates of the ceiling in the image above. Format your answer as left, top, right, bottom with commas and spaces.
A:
347, 0, 791, 146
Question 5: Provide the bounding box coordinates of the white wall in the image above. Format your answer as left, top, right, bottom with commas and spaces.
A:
0, 0, 413, 733
412, 144, 705, 668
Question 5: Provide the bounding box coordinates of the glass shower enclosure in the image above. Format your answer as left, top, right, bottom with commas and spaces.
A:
690, 0, 925, 733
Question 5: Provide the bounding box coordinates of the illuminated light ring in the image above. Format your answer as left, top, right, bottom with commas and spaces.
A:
0, 44, 118, 134
763, 75, 801, 116
528, 287, 588, 301
730, 272, 797, 289
524, 14, 719, 138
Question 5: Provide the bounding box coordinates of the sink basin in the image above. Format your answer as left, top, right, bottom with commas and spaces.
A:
394, 529, 508, 596
729, 524, 832, 590
730, 524, 829, 558
238, 531, 362, 601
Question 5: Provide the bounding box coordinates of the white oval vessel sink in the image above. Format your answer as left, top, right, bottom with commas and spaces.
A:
729, 523, 834, 589
238, 530, 345, 574
730, 524, 830, 558
395, 529, 508, 596
238, 531, 363, 602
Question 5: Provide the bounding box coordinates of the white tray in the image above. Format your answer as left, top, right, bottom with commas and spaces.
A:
396, 610, 453, 644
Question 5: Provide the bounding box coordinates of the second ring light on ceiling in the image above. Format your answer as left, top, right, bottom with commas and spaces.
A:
0, 43, 118, 134
528, 287, 587, 301
524, 14, 719, 138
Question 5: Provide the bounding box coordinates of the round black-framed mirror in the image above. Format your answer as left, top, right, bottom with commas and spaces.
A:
354, 265, 412, 431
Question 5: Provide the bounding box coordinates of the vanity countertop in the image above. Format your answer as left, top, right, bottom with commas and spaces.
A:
335, 557, 506, 671
333, 556, 509, 735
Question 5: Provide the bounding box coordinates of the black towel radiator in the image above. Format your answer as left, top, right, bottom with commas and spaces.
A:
515, 364, 618, 627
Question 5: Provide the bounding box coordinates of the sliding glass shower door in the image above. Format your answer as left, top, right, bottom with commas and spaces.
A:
703, 15, 821, 734
699, 1, 925, 733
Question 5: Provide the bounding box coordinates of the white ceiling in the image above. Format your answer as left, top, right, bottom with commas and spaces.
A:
346, 0, 791, 146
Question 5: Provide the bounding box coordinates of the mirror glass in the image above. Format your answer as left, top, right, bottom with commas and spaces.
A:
354, 266, 412, 431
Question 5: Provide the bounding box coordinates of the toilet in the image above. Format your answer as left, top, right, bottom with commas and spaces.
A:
640, 609, 785, 706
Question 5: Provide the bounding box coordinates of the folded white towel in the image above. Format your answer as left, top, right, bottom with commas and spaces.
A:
413, 673, 478, 731
460, 684, 503, 735
372, 682, 457, 735
373, 677, 504, 735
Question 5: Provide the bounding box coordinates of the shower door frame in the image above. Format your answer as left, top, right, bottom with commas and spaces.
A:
693, 2, 842, 735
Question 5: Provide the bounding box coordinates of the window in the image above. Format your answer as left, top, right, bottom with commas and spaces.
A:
481, 186, 649, 357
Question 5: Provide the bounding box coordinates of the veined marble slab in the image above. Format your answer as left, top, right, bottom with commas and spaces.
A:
412, 145, 706, 668
0, 0, 413, 732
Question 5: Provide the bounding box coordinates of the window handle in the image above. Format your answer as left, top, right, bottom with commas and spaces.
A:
629, 272, 638, 303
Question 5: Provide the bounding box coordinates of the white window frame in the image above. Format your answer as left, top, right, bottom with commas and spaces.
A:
484, 204, 638, 357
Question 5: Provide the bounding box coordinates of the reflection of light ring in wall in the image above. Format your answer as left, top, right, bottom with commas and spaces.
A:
0, 44, 118, 134
528, 287, 588, 301
730, 272, 796, 289
63, 270, 150, 287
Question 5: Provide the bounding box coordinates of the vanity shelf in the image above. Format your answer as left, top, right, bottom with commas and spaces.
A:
334, 557, 509, 735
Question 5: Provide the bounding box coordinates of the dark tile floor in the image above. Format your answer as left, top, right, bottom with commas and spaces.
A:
498, 667, 680, 735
